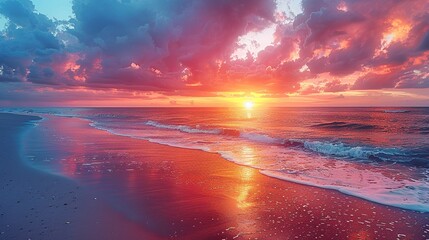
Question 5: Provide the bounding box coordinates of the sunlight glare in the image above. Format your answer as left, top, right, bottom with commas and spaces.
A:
244, 101, 254, 110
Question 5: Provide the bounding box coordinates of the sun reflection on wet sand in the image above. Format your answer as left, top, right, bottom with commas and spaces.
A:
237, 184, 254, 209
235, 146, 256, 211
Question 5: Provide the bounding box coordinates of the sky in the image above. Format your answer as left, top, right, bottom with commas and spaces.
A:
0, 0, 428, 107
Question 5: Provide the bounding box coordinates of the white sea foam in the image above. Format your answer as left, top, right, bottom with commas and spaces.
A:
90, 122, 212, 152
303, 141, 402, 160
260, 170, 429, 212
240, 132, 279, 144
145, 120, 221, 134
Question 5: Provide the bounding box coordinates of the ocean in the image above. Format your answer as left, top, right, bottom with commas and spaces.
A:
5, 107, 429, 212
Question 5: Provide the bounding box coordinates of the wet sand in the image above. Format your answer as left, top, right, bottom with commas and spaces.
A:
2, 113, 429, 239
0, 113, 159, 240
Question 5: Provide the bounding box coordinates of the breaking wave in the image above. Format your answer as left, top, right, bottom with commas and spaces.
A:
312, 121, 378, 130
142, 120, 417, 164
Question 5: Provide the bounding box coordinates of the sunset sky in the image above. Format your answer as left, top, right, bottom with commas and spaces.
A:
0, 0, 428, 107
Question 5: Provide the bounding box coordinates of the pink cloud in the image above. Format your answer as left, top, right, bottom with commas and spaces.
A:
0, 0, 428, 105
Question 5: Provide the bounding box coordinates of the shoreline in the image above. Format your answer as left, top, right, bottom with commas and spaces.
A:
78, 113, 428, 213
15, 112, 429, 239
0, 113, 160, 240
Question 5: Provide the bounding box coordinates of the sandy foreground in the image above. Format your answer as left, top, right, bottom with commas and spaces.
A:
1, 113, 428, 239
0, 113, 159, 240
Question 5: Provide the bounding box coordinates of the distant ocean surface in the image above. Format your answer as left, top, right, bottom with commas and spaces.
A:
3, 107, 429, 212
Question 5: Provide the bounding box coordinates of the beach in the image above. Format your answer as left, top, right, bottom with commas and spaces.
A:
1, 0, 429, 238
0, 113, 158, 240
1, 112, 429, 239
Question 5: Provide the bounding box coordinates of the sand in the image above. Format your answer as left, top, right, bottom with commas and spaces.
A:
1, 113, 429, 239
0, 113, 159, 240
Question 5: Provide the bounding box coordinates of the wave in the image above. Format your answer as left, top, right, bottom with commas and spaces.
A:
302, 141, 405, 161
92, 113, 136, 119
383, 110, 410, 113
144, 121, 296, 145
312, 121, 378, 130
406, 126, 429, 135
418, 127, 429, 135
144, 120, 221, 134
144, 120, 244, 136
142, 120, 416, 163
240, 132, 280, 144
260, 170, 429, 212
89, 122, 213, 153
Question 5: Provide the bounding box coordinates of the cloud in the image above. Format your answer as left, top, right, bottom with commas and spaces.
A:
300, 84, 320, 95
323, 79, 349, 92
352, 73, 397, 90
419, 31, 429, 51
0, 0, 69, 85
67, 0, 277, 91
0, 0, 428, 105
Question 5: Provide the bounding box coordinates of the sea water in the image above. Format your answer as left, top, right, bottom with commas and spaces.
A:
4, 107, 429, 212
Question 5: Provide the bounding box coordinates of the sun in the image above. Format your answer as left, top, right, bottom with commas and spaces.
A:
244, 101, 254, 110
